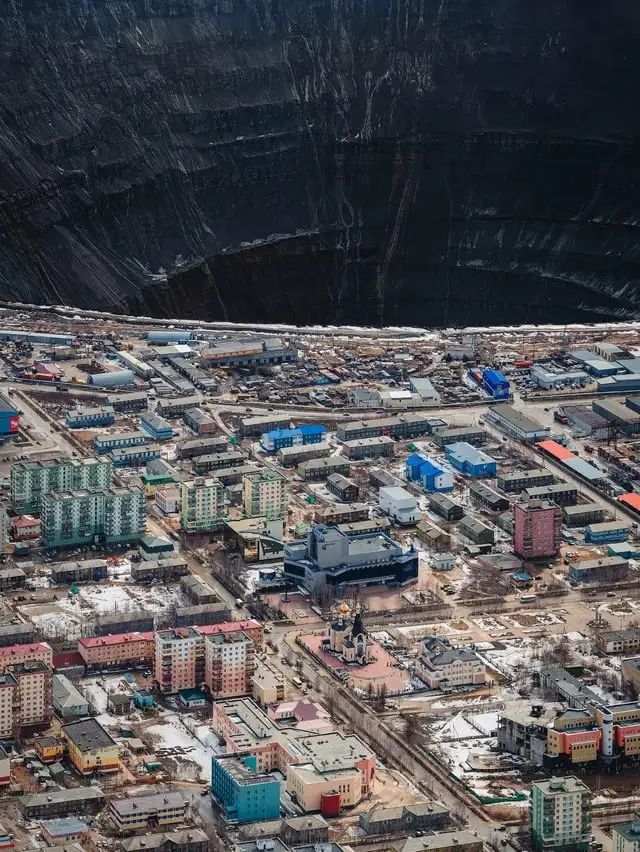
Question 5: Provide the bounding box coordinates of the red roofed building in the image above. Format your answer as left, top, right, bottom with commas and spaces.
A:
10, 515, 40, 541
196, 620, 263, 647
0, 642, 52, 669
78, 632, 155, 671
619, 493, 640, 514
52, 652, 86, 674
537, 439, 575, 462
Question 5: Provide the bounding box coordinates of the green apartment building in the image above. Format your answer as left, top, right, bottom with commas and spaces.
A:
11, 458, 112, 514
180, 478, 227, 533
530, 776, 591, 852
41, 487, 146, 549
242, 469, 286, 522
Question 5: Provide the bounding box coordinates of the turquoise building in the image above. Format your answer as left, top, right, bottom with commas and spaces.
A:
211, 755, 280, 823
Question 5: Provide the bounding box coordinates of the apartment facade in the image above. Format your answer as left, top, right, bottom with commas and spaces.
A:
10, 662, 53, 730
155, 628, 204, 695
242, 470, 286, 522
11, 458, 112, 514
180, 478, 227, 533
0, 642, 52, 669
109, 792, 186, 833
103, 487, 147, 544
78, 632, 155, 671
155, 625, 257, 697
41, 487, 145, 549
0, 662, 53, 738
205, 632, 255, 699
0, 643, 53, 738
530, 776, 591, 852
513, 500, 562, 561
613, 817, 640, 852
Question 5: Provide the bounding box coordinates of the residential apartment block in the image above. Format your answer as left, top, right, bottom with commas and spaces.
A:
155, 625, 257, 698
180, 478, 227, 533
155, 628, 204, 695
78, 632, 155, 671
119, 830, 209, 852
596, 628, 640, 656
109, 792, 186, 833
41, 487, 146, 549
0, 642, 52, 669
613, 817, 640, 852
496, 468, 554, 493
0, 662, 53, 737
11, 458, 112, 514
205, 631, 255, 699
530, 776, 591, 852
242, 469, 286, 523
513, 500, 562, 561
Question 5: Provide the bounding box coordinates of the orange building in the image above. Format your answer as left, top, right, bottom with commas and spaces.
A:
35, 736, 65, 763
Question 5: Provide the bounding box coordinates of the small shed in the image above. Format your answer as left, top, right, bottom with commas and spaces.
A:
107, 693, 132, 716
131, 690, 154, 710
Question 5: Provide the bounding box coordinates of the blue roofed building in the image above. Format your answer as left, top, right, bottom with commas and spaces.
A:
261, 425, 326, 453
405, 452, 427, 482
211, 754, 281, 823
445, 442, 497, 478
404, 453, 453, 492
482, 369, 510, 400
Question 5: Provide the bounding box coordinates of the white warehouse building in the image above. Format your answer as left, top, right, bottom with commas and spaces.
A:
378, 486, 421, 525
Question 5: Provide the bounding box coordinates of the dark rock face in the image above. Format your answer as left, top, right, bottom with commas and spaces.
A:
1, 1, 640, 326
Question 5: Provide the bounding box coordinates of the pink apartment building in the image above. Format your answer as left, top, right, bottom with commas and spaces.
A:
154, 626, 257, 697
204, 631, 255, 698
513, 499, 562, 561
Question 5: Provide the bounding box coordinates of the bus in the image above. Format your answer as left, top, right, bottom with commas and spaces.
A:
520, 594, 537, 604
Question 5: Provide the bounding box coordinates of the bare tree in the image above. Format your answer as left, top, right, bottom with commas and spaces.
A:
402, 713, 420, 745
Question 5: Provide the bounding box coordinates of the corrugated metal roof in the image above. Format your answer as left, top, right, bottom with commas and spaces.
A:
563, 457, 605, 481
619, 492, 640, 512
538, 439, 575, 461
